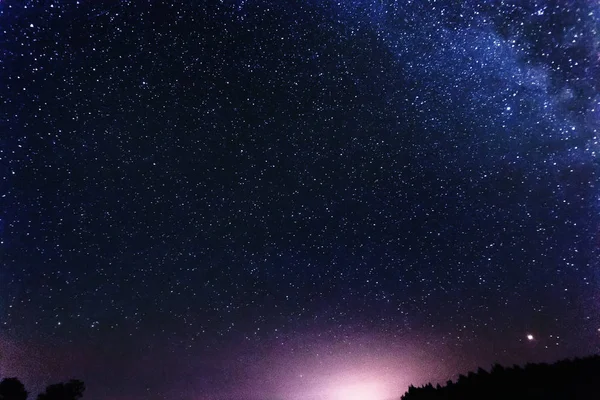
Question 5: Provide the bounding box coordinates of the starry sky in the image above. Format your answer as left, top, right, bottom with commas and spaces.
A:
1, 0, 599, 399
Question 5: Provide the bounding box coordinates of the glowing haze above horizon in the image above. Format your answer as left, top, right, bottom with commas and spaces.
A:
1, 0, 599, 399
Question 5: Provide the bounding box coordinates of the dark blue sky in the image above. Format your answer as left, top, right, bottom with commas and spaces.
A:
1, 1, 599, 399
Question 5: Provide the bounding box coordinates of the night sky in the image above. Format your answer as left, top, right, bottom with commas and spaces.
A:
1, 0, 600, 399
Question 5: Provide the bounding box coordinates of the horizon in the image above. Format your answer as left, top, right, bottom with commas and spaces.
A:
4, 354, 600, 400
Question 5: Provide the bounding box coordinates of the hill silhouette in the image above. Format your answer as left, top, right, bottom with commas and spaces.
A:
401, 355, 600, 400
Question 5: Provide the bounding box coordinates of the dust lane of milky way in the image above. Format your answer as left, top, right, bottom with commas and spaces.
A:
1, 1, 599, 399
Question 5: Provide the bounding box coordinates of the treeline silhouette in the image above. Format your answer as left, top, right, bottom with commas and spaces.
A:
0, 378, 84, 400
401, 355, 600, 400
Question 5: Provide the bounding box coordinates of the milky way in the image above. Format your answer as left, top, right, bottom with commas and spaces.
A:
1, 1, 599, 399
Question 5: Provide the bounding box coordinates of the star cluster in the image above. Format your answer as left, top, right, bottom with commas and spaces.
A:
1, 1, 599, 399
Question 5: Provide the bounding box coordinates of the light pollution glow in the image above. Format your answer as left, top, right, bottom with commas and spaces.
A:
327, 374, 392, 400
256, 334, 454, 400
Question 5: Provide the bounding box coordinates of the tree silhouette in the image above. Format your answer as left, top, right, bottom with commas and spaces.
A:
0, 378, 28, 400
36, 380, 84, 400
401, 355, 600, 400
